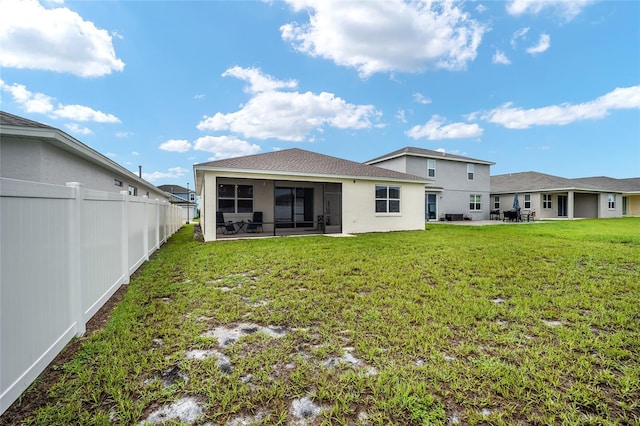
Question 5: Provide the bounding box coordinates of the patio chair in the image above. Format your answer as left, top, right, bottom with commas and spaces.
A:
246, 211, 263, 233
217, 212, 238, 234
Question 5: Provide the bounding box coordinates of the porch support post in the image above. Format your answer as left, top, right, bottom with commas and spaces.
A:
568, 191, 575, 220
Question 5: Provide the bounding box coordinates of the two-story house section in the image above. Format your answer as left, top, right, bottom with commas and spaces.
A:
366, 147, 495, 221
158, 184, 197, 223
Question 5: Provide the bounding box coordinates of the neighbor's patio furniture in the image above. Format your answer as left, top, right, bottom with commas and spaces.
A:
445, 213, 464, 221
503, 209, 521, 222
490, 210, 501, 220
246, 212, 263, 233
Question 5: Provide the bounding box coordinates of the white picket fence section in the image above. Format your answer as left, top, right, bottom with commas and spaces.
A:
0, 178, 182, 414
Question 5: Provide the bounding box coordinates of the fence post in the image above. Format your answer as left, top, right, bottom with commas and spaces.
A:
66, 182, 85, 337
121, 190, 130, 285
155, 199, 160, 250
143, 195, 150, 261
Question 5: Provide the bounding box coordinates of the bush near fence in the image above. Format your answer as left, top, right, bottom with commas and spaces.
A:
0, 178, 182, 415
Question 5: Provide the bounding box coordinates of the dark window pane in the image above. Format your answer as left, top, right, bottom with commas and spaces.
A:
218, 199, 235, 213
388, 187, 400, 199
218, 184, 235, 198
238, 200, 253, 213
389, 200, 400, 212
375, 186, 387, 199
375, 200, 387, 213
237, 185, 253, 198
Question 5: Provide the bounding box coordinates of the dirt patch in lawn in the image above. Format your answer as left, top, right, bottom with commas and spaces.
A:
0, 284, 128, 425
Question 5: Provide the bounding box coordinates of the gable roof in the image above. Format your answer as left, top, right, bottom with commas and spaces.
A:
491, 171, 640, 194
194, 148, 428, 183
366, 146, 495, 166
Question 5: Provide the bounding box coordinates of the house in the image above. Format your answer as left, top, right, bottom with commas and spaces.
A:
158, 184, 198, 223
193, 148, 428, 241
365, 147, 495, 221
490, 171, 640, 219
0, 111, 168, 200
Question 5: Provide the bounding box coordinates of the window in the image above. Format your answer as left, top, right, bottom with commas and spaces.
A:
608, 194, 615, 209
128, 185, 137, 196
114, 178, 123, 187
524, 193, 531, 209
375, 185, 400, 213
218, 184, 253, 213
493, 195, 500, 210
427, 159, 436, 178
470, 194, 481, 211
189, 192, 195, 202
543, 194, 552, 209
467, 164, 474, 180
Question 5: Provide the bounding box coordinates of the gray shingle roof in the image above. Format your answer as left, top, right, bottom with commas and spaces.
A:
195, 148, 427, 182
0, 111, 54, 129
366, 146, 494, 165
491, 171, 640, 193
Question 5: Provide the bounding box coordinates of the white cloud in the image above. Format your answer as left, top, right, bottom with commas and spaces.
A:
0, 80, 120, 124
194, 94, 205, 100
406, 115, 483, 140
0, 0, 125, 77
476, 4, 488, 13
526, 33, 550, 55
116, 131, 133, 138
222, 66, 298, 94
396, 109, 407, 123
159, 139, 192, 153
506, 0, 592, 21
492, 50, 511, 65
132, 151, 140, 156
280, 0, 486, 77
193, 135, 261, 160
413, 92, 432, 105
52, 104, 120, 123
143, 167, 189, 182
198, 67, 379, 142
510, 27, 529, 49
481, 85, 640, 129
0, 80, 54, 114
65, 123, 92, 135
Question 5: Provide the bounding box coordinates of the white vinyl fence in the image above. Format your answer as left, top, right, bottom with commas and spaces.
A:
0, 178, 182, 414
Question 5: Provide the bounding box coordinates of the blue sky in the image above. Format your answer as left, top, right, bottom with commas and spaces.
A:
1, 0, 639, 189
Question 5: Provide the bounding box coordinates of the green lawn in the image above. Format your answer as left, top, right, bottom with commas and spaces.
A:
21, 219, 640, 425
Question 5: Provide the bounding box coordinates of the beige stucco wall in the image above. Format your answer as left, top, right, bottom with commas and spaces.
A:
198, 170, 425, 241
626, 195, 640, 216
339, 180, 425, 234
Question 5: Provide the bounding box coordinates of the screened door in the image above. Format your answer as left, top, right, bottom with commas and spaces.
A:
275, 187, 314, 228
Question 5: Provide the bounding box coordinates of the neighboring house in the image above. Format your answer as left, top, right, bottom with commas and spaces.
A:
0, 111, 169, 200
366, 147, 495, 221
158, 184, 197, 223
490, 171, 640, 219
193, 148, 428, 241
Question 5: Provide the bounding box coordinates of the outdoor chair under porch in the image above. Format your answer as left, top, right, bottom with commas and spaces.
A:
246, 211, 263, 233
217, 211, 238, 234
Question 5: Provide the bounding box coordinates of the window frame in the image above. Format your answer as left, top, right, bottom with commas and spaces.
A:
469, 194, 481, 211
218, 184, 254, 213
467, 164, 474, 181
607, 194, 616, 210
375, 185, 401, 214
543, 194, 552, 209
427, 159, 436, 178
493, 195, 500, 210
128, 185, 138, 196
524, 193, 531, 209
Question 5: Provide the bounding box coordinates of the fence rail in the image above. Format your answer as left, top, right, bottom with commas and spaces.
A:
0, 178, 182, 414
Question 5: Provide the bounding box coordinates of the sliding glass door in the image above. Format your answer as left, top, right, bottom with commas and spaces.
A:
275, 187, 314, 228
